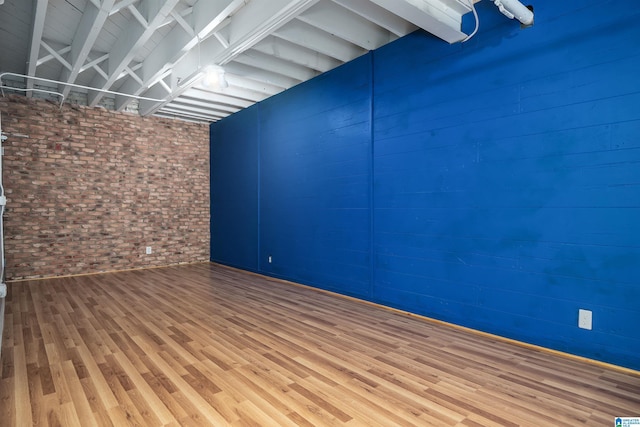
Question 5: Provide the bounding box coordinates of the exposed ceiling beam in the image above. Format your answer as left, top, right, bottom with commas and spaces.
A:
59, 0, 117, 98
160, 102, 231, 118
16, 0, 472, 124
115, 0, 245, 111
111, 0, 141, 16
182, 88, 255, 109
223, 62, 300, 89
156, 108, 221, 122
135, 65, 276, 116
26, 0, 49, 94
273, 21, 366, 63
41, 40, 72, 70
233, 50, 316, 82
169, 96, 241, 115
368, 0, 471, 43
210, 0, 322, 66
298, 2, 392, 50
252, 36, 341, 72
88, 0, 181, 107
80, 53, 109, 74
331, 0, 417, 37
138, 0, 322, 116
223, 73, 286, 96
36, 45, 71, 67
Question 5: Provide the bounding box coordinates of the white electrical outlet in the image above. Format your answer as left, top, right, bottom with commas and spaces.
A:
578, 309, 592, 330
268, 256, 272, 264
146, 246, 152, 255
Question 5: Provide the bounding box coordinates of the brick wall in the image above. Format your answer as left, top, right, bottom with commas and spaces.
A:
0, 95, 210, 280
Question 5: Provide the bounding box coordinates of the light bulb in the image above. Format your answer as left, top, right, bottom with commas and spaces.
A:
202, 67, 227, 90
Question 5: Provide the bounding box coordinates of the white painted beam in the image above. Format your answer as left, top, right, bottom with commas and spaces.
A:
160, 106, 222, 119
233, 50, 317, 82
37, 40, 71, 69
273, 21, 365, 63
40, 41, 72, 70
298, 2, 392, 50
331, 0, 417, 37
124, 66, 145, 86
153, 111, 212, 123
36, 45, 71, 67
170, 96, 241, 114
190, 81, 274, 110
116, 0, 245, 110
26, 0, 49, 94
92, 63, 109, 81
158, 107, 221, 121
172, 109, 225, 122
369, 0, 469, 43
111, 0, 141, 15
198, 84, 274, 103
223, 61, 300, 89
60, 0, 117, 98
128, 4, 149, 28
157, 5, 194, 30
253, 36, 341, 72
138, 0, 321, 116
214, 0, 321, 64
135, 64, 276, 116
182, 88, 254, 109
161, 102, 232, 118
80, 53, 109, 74
88, 0, 180, 107
223, 73, 286, 96
170, 8, 194, 36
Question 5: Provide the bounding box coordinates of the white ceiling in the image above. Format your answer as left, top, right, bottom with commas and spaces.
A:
0, 0, 476, 123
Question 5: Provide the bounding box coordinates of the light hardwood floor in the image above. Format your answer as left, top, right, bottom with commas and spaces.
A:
1, 263, 638, 426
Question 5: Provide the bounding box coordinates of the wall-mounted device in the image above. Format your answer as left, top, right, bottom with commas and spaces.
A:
491, 0, 534, 27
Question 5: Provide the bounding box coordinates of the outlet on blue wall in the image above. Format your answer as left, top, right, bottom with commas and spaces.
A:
210, 0, 640, 370
259, 57, 373, 298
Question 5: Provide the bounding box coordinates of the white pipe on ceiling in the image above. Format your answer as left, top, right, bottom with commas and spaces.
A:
0, 72, 166, 105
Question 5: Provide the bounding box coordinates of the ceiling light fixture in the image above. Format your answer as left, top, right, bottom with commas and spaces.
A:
202, 67, 228, 91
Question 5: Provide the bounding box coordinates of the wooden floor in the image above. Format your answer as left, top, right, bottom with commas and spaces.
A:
1, 263, 638, 426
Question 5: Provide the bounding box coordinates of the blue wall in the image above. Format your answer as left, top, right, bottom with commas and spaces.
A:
259, 57, 373, 297
210, 0, 640, 370
210, 106, 260, 271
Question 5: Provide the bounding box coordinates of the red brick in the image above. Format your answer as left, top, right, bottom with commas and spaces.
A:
1, 95, 210, 280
